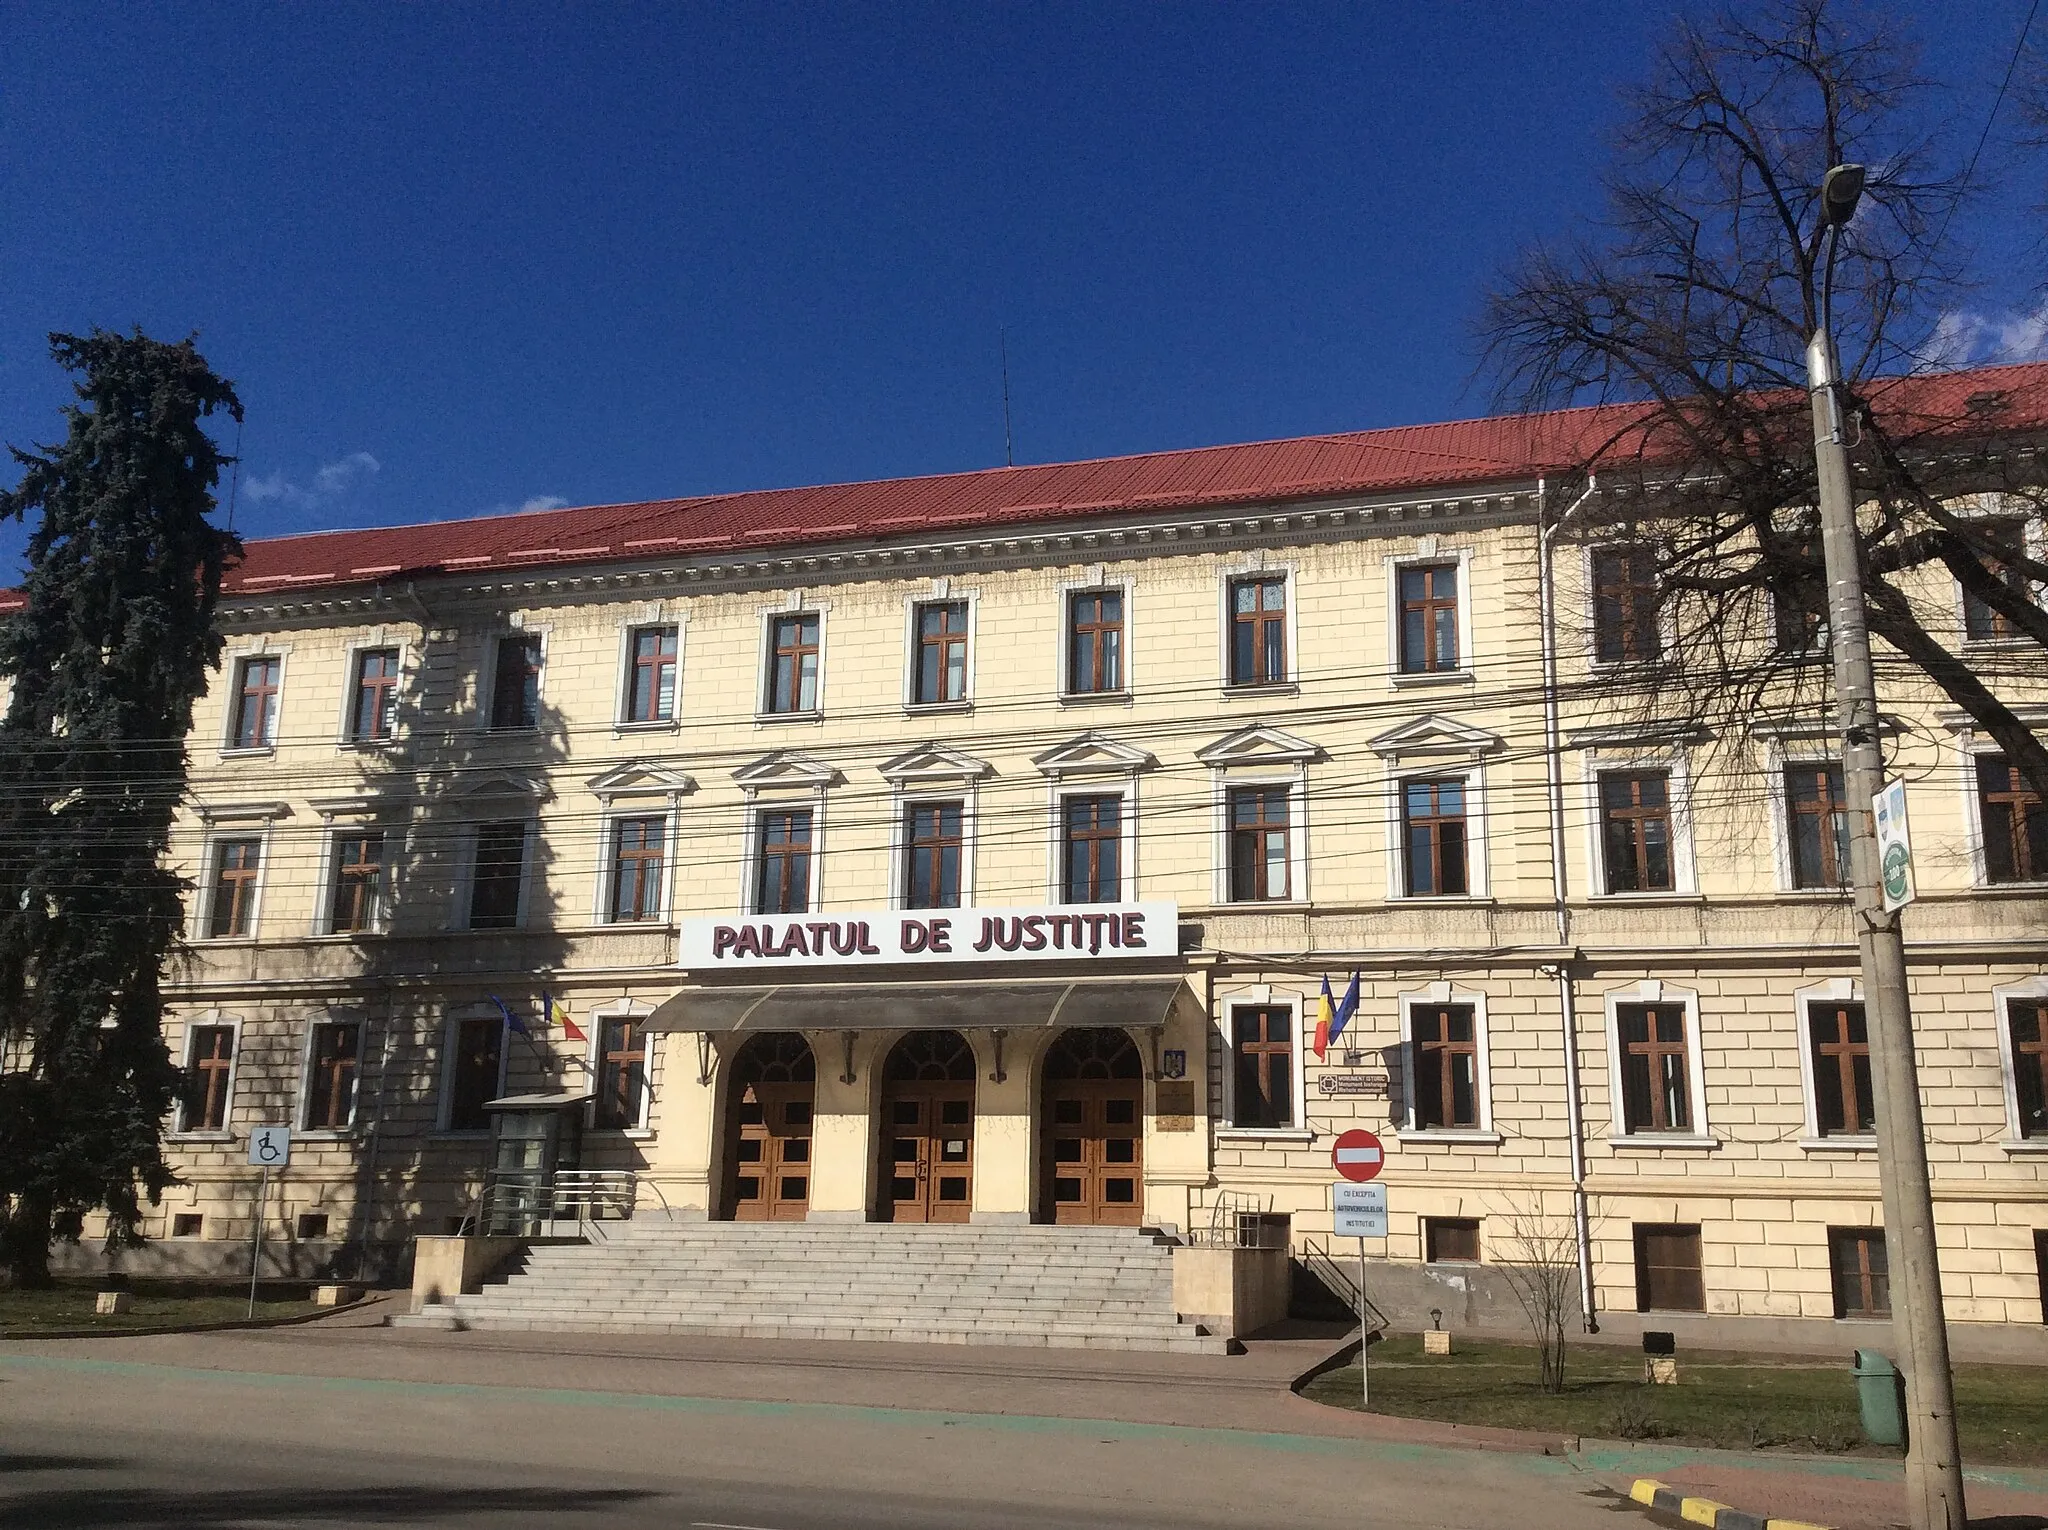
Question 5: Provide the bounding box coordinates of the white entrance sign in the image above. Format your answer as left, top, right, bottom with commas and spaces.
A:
1874, 778, 1915, 913
678, 901, 1178, 970
1332, 1181, 1388, 1238
248, 1125, 292, 1168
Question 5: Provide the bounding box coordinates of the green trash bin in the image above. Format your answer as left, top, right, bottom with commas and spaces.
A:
1852, 1349, 1907, 1447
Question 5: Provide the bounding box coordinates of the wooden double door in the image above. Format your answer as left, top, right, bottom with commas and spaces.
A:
731, 1081, 813, 1221
1045, 1080, 1143, 1225
883, 1081, 975, 1222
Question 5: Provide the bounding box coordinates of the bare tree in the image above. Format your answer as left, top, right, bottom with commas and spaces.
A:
1490, 1205, 1581, 1395
1483, 1, 2048, 807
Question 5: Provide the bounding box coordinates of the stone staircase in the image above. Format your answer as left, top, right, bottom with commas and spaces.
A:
408, 1220, 1228, 1353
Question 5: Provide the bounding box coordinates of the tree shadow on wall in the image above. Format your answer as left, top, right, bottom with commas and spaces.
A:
323, 607, 575, 1280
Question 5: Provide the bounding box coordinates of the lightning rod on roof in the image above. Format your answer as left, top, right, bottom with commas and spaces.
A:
1000, 327, 1014, 468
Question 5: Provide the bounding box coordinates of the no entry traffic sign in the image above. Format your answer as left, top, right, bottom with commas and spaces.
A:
1332, 1128, 1384, 1182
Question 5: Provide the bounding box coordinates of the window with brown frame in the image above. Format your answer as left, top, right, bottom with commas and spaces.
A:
445, 1015, 504, 1132
207, 838, 262, 938
304, 1021, 361, 1131
1591, 546, 1662, 663
1067, 589, 1124, 694
765, 613, 820, 714
1786, 764, 1850, 890
608, 816, 665, 922
1809, 1000, 1875, 1137
1060, 794, 1121, 904
1228, 576, 1287, 685
1397, 563, 1460, 673
1230, 1005, 1294, 1129
1617, 1003, 1692, 1134
2009, 999, 2047, 1141
489, 635, 543, 730
467, 821, 527, 930
182, 1024, 235, 1133
1425, 1218, 1481, 1263
625, 625, 678, 723
1960, 519, 2032, 641
349, 648, 400, 741
1978, 755, 2046, 884
231, 656, 281, 749
1227, 786, 1291, 901
904, 801, 964, 909
753, 808, 812, 915
1634, 1224, 1705, 1312
1599, 770, 1675, 893
1401, 778, 1468, 896
595, 1016, 646, 1129
1829, 1228, 1890, 1318
1410, 1003, 1481, 1130
913, 601, 970, 705
327, 831, 384, 934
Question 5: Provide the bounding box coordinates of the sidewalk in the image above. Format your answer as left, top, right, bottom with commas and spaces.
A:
10, 1308, 2044, 1528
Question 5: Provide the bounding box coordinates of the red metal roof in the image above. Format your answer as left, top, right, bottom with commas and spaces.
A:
9, 360, 2047, 614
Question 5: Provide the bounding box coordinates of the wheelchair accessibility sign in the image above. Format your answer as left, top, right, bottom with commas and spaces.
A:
248, 1125, 292, 1168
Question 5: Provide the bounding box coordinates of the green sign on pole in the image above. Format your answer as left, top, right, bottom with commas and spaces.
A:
1874, 779, 1915, 912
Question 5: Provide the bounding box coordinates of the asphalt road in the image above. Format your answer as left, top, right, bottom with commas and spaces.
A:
0, 1339, 1611, 1530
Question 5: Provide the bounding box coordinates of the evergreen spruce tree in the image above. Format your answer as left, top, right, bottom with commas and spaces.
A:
0, 330, 240, 1286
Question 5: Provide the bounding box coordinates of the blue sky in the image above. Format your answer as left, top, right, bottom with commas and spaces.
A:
2, 3, 2041, 565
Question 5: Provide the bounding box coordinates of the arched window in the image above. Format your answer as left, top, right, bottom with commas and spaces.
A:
732, 1032, 815, 1086
884, 1030, 975, 1082
1043, 1027, 1142, 1081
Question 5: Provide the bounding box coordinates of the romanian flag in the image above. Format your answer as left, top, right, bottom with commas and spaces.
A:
543, 990, 587, 1043
1312, 976, 1337, 1060
1328, 971, 1360, 1052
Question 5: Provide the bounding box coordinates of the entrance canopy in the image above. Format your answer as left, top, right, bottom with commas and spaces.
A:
643, 976, 1198, 1036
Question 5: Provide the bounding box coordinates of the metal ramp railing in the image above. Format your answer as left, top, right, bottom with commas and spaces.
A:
1300, 1233, 1390, 1335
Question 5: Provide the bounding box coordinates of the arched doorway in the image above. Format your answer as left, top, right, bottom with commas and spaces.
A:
880, 1031, 975, 1223
1041, 1027, 1143, 1226
722, 1032, 815, 1221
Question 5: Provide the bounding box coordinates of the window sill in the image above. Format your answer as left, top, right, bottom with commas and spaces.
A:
166, 1132, 235, 1144
1216, 899, 1311, 912
216, 746, 276, 760
295, 1129, 360, 1143
304, 930, 384, 943
904, 699, 974, 717
1798, 1136, 1877, 1153
1220, 681, 1298, 699
1608, 1134, 1720, 1151
1059, 690, 1133, 708
1977, 878, 2048, 893
1771, 887, 1853, 899
1396, 1129, 1504, 1147
336, 736, 397, 753
1388, 894, 1496, 907
754, 710, 823, 726
1388, 668, 1473, 688
1587, 891, 1706, 904
191, 936, 261, 947
612, 719, 680, 736
1215, 1127, 1315, 1144
592, 1127, 656, 1141
479, 725, 541, 737
1998, 1139, 2048, 1154
1959, 635, 2034, 652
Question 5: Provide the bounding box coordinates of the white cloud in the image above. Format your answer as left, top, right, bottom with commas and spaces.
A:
517, 495, 568, 513
242, 451, 381, 511
1926, 300, 2048, 368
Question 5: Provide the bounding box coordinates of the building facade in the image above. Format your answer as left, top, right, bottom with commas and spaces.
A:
72, 374, 2048, 1335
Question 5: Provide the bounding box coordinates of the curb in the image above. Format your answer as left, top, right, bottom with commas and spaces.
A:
1629, 1477, 1831, 1530
0, 1293, 385, 1344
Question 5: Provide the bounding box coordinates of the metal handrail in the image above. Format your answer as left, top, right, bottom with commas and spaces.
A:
1300, 1234, 1390, 1334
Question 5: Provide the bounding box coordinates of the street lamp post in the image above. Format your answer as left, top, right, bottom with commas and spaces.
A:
1805, 163, 1966, 1530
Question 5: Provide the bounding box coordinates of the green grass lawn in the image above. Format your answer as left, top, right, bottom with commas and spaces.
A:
1301, 1335, 2048, 1466
0, 1282, 320, 1336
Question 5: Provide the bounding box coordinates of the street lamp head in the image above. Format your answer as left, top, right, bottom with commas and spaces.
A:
1821, 164, 1866, 229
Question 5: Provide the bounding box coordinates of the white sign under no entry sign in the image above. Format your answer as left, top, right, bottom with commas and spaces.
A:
1332, 1181, 1387, 1239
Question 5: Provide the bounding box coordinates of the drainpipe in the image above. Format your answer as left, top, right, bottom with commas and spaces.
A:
1537, 475, 1599, 1333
